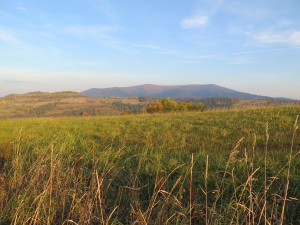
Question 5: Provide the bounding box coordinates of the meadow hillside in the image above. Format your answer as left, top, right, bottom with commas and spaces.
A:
0, 106, 299, 224
0, 91, 298, 119
0, 91, 121, 118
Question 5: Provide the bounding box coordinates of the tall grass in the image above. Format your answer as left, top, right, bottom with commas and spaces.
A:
0, 106, 299, 224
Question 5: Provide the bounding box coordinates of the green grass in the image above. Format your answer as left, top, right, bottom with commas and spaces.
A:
0, 106, 299, 224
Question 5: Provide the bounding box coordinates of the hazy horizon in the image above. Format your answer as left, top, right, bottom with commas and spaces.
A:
1, 0, 300, 99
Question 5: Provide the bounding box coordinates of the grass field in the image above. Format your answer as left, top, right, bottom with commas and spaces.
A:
0, 106, 299, 224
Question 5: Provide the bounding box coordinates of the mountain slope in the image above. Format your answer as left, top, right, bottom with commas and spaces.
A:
0, 91, 121, 118
81, 84, 267, 99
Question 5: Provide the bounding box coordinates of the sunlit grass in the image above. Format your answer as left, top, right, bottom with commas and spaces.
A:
0, 105, 299, 224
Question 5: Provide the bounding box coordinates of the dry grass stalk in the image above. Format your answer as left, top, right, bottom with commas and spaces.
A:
249, 133, 256, 225
48, 144, 54, 225
95, 170, 105, 225
264, 122, 269, 225
205, 155, 209, 225
190, 153, 194, 225
280, 115, 299, 225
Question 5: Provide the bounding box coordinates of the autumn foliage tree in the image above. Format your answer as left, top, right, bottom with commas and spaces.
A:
81, 111, 89, 117
146, 98, 206, 113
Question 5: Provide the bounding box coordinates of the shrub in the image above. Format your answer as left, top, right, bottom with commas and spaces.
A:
146, 98, 206, 113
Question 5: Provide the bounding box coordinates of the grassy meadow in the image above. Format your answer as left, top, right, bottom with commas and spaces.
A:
0, 106, 299, 224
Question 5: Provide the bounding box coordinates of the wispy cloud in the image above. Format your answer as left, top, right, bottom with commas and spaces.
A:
0, 10, 11, 17
225, 2, 270, 20
228, 58, 254, 65
249, 31, 300, 45
3, 79, 42, 84
278, 19, 293, 27
187, 46, 300, 60
70, 60, 107, 66
64, 24, 138, 54
0, 27, 49, 57
0, 27, 21, 45
16, 5, 27, 11
180, 60, 204, 64
131, 43, 160, 49
64, 25, 118, 40
154, 49, 182, 56
180, 16, 208, 29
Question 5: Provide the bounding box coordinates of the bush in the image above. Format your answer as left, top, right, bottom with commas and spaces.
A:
146, 98, 206, 113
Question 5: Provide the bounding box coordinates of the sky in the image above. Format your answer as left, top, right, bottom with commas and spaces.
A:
0, 0, 300, 99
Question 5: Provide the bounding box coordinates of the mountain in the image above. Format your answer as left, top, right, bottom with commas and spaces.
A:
81, 84, 268, 99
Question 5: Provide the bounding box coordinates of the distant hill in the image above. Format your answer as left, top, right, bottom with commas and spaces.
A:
0, 89, 298, 119
0, 91, 121, 118
81, 84, 268, 99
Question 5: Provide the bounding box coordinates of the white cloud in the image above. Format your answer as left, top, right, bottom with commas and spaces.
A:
180, 16, 208, 29
249, 31, 300, 46
290, 31, 300, 45
252, 32, 286, 44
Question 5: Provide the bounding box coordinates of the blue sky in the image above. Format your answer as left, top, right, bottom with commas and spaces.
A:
0, 0, 300, 99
